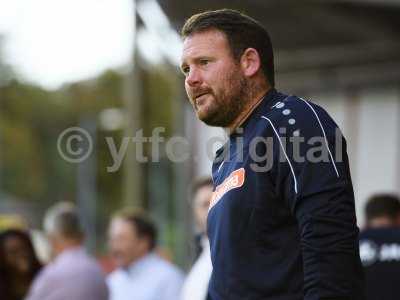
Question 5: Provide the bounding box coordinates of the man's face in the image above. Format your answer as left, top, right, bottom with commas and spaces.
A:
181, 29, 249, 127
193, 185, 213, 234
367, 215, 400, 228
108, 218, 148, 268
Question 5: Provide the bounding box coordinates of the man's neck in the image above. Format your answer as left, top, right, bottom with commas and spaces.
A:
227, 85, 271, 133
53, 239, 82, 258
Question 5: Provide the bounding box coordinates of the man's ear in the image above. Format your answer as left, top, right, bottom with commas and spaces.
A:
240, 48, 261, 78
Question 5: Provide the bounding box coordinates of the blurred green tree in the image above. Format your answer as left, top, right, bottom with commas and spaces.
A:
0, 43, 184, 260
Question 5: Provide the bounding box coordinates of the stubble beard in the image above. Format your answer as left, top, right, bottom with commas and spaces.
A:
199, 71, 250, 128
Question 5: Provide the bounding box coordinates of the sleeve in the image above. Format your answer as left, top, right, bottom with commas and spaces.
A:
25, 268, 55, 300
270, 100, 364, 300
162, 269, 184, 300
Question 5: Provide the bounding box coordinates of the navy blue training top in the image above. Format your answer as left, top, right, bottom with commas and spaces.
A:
207, 89, 365, 300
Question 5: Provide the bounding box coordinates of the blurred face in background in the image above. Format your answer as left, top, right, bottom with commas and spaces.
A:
108, 218, 149, 268
367, 215, 400, 228
3, 235, 33, 275
193, 185, 213, 235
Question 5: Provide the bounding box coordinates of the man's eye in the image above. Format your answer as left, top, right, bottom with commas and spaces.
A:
182, 66, 190, 75
200, 59, 209, 65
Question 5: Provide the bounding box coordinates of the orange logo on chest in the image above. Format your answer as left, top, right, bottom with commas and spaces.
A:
209, 168, 245, 210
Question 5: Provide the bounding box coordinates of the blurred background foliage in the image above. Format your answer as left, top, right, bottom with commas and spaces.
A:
0, 43, 182, 257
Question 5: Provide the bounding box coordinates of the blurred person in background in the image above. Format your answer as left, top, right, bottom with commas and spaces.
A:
107, 209, 183, 300
0, 229, 42, 300
181, 177, 213, 300
0, 215, 51, 265
359, 194, 400, 300
364, 193, 400, 228
25, 202, 108, 300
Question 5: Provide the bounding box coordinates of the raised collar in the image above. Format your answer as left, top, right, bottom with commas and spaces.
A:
229, 88, 277, 138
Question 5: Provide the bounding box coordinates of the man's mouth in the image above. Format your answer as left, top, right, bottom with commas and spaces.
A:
194, 92, 209, 100
194, 92, 210, 107
195, 93, 209, 108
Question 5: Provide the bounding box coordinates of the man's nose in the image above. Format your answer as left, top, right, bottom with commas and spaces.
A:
186, 68, 202, 87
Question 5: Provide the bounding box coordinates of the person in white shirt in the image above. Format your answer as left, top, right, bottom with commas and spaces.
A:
181, 177, 213, 300
107, 210, 183, 300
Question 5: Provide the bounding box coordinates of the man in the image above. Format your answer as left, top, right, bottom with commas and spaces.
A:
181, 177, 213, 300
25, 202, 109, 300
359, 194, 400, 300
364, 194, 400, 228
180, 9, 364, 300
107, 210, 183, 300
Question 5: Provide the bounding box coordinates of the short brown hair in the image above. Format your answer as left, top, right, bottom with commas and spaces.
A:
365, 194, 400, 223
114, 209, 157, 250
181, 9, 275, 86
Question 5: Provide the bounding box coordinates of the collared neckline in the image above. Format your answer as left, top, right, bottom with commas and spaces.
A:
54, 246, 85, 263
214, 88, 277, 160
229, 88, 277, 138
126, 252, 157, 276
